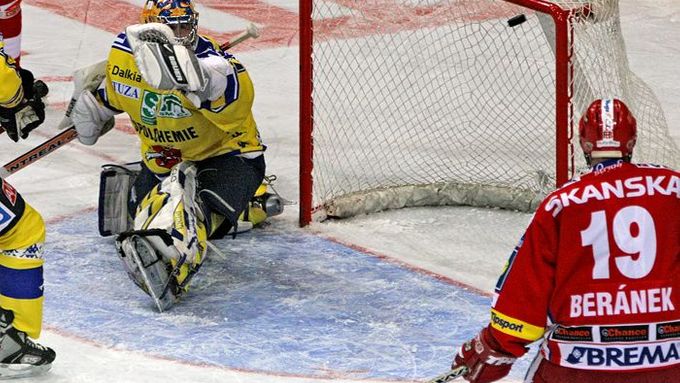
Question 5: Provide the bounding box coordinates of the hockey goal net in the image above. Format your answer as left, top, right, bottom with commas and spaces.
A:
299, 0, 680, 225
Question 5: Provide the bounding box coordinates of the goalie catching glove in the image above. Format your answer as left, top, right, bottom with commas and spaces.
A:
126, 23, 204, 91
125, 23, 229, 106
0, 69, 48, 142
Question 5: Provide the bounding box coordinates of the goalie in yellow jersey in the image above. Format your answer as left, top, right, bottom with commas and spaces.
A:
0, 37, 56, 378
70, 0, 282, 312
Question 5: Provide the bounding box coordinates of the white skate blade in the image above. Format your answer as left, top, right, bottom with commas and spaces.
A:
0, 362, 51, 379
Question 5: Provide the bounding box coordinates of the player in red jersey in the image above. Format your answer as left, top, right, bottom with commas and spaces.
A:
447, 99, 679, 383
0, 0, 21, 65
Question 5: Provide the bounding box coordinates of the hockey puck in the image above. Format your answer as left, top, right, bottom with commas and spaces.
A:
507, 14, 527, 27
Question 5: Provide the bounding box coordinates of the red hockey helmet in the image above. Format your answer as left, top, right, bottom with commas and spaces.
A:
579, 98, 637, 162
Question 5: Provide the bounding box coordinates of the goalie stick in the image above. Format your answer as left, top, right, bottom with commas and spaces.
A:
0, 127, 78, 178
2, 23, 261, 178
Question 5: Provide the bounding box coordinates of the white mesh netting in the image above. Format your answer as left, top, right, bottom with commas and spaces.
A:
306, 0, 680, 220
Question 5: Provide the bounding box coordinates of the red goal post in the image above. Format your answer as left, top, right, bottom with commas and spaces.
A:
299, 0, 680, 226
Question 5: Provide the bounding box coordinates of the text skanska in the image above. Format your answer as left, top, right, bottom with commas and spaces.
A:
545, 175, 680, 216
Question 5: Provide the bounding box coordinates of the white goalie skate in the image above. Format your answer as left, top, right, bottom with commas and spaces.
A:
117, 233, 177, 312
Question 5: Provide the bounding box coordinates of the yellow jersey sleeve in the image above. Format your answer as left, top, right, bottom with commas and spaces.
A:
0, 40, 23, 108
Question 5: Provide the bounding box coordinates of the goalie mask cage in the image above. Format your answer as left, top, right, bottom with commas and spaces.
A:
299, 0, 680, 226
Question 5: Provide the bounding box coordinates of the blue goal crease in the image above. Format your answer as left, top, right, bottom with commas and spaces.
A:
42, 212, 533, 380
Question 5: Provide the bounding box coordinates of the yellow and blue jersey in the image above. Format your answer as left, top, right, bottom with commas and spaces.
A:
0, 178, 46, 339
0, 41, 47, 338
0, 38, 23, 108
99, 32, 265, 175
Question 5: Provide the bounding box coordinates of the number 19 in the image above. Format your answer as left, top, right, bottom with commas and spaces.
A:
580, 206, 656, 280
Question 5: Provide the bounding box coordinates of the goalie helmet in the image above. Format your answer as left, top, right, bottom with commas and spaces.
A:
579, 98, 637, 164
141, 0, 199, 47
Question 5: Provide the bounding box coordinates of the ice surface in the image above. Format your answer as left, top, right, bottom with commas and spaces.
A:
6, 1, 678, 382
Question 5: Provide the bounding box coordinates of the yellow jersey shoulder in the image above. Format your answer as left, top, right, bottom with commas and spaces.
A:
0, 39, 23, 108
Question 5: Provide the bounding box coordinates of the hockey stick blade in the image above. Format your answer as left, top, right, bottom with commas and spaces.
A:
426, 365, 468, 383
0, 126, 78, 178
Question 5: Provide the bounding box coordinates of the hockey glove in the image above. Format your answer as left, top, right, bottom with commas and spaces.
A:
452, 327, 516, 383
0, 69, 48, 142
72, 90, 116, 145
125, 23, 206, 93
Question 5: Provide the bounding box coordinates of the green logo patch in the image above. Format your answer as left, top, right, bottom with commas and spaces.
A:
159, 94, 192, 119
141, 90, 160, 125
140, 91, 192, 125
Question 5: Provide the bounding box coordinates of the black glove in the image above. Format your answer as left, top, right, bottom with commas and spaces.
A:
0, 69, 48, 142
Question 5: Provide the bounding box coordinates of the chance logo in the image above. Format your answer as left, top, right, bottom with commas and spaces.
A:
657, 321, 680, 340
141, 91, 161, 125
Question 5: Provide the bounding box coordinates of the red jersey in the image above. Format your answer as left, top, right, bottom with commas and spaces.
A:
489, 160, 680, 372
0, 0, 21, 61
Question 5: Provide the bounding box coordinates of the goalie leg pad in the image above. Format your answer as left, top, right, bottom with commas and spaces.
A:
98, 162, 142, 237
116, 232, 176, 312
133, 161, 207, 270
116, 162, 209, 311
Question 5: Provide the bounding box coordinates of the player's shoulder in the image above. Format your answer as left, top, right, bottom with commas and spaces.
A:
195, 35, 232, 59
112, 31, 133, 54
630, 161, 679, 174
537, 161, 625, 215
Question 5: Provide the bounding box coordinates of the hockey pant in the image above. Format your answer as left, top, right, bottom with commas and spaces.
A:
525, 352, 680, 383
0, 0, 21, 63
130, 153, 266, 238
0, 178, 44, 339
